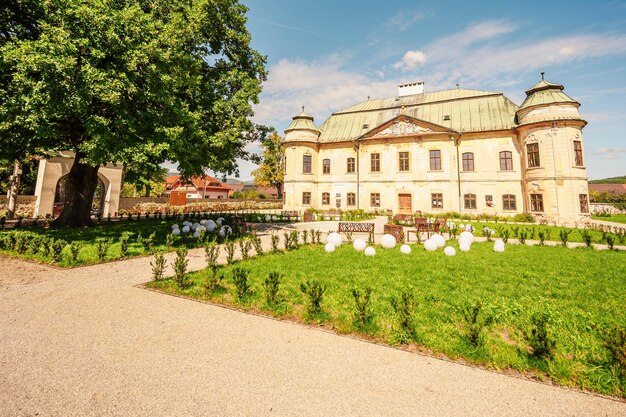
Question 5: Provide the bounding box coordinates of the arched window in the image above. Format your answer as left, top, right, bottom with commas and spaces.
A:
462, 152, 474, 171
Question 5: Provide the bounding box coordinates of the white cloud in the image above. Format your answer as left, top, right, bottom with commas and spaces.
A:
384, 11, 427, 31
596, 147, 626, 154
253, 55, 399, 129
393, 50, 427, 70
601, 154, 621, 160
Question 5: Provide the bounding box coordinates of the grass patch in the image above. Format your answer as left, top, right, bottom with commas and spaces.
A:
0, 217, 247, 267
592, 214, 626, 224
148, 240, 626, 397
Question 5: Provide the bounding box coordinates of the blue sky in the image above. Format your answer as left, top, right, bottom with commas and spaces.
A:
222, 0, 626, 180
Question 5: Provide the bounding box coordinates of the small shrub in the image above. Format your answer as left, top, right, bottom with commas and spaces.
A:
142, 232, 155, 252
579, 229, 593, 248
50, 239, 68, 262
239, 239, 252, 260
500, 229, 510, 243
461, 300, 492, 347
69, 241, 82, 263
263, 271, 283, 305
482, 227, 494, 241
300, 280, 326, 317
205, 268, 224, 293
225, 240, 236, 264
166, 232, 176, 248
527, 311, 556, 359
513, 213, 535, 223
538, 230, 546, 245
511, 226, 520, 238
119, 235, 130, 257
231, 267, 251, 300
604, 324, 626, 374
204, 242, 219, 268
559, 229, 572, 247
151, 252, 167, 281
289, 230, 299, 249
270, 233, 280, 252
173, 247, 189, 288
27, 236, 41, 254
390, 289, 416, 343
345, 231, 353, 243
315, 230, 322, 244
252, 235, 263, 255
351, 287, 373, 329
14, 234, 27, 254
518, 230, 527, 244
605, 235, 615, 250
302, 229, 309, 244
282, 231, 290, 250
96, 238, 112, 261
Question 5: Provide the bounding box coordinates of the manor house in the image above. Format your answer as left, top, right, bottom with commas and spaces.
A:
282, 77, 590, 223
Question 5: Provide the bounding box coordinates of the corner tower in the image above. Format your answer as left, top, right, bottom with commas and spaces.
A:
516, 75, 589, 223
282, 109, 320, 210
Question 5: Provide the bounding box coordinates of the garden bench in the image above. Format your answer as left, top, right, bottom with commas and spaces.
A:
384, 223, 405, 243
406, 217, 433, 242
338, 222, 374, 242
393, 214, 414, 225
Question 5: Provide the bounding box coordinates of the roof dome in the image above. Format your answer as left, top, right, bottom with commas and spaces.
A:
518, 75, 579, 112
285, 109, 320, 133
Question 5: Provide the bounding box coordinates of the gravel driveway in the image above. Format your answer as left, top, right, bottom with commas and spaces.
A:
0, 234, 624, 416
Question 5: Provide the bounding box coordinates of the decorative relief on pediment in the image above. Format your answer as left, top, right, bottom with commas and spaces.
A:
372, 121, 433, 137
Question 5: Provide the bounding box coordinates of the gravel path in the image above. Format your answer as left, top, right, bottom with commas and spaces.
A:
0, 231, 624, 416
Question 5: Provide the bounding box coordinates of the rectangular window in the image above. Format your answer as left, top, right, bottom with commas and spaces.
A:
502, 194, 516, 211
321, 192, 330, 205
579, 194, 589, 213
527, 143, 540, 168
370, 193, 380, 207
371, 153, 380, 172
462, 152, 474, 171
398, 151, 410, 172
302, 192, 311, 205
347, 192, 356, 206
303, 155, 312, 174
429, 150, 441, 170
347, 157, 355, 173
530, 193, 544, 212
464, 193, 477, 210
499, 151, 513, 171
431, 193, 443, 209
322, 158, 330, 174
574, 141, 584, 166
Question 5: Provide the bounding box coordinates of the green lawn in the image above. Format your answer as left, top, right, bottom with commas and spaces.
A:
0, 217, 246, 267
449, 221, 625, 245
592, 214, 626, 224
149, 240, 626, 397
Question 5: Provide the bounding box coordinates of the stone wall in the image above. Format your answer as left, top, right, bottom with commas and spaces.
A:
0, 195, 37, 218
119, 197, 169, 211
590, 203, 626, 215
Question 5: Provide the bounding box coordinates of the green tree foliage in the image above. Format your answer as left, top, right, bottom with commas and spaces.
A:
121, 166, 168, 197
0, 0, 267, 227
251, 130, 284, 198
0, 157, 38, 195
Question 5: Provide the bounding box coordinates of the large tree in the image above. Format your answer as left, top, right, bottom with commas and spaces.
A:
251, 130, 284, 199
0, 0, 266, 227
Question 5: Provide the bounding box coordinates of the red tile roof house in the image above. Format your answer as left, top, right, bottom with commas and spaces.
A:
165, 175, 230, 199
588, 184, 626, 194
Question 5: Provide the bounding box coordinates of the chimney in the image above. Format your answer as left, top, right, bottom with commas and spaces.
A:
397, 81, 424, 97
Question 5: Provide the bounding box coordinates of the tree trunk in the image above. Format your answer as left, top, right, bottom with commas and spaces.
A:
144, 172, 151, 197
276, 182, 283, 199
51, 152, 99, 228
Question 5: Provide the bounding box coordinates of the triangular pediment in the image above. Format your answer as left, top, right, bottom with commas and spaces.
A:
359, 115, 454, 140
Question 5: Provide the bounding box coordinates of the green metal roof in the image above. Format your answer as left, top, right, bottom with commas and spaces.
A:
317, 89, 518, 143
285, 111, 320, 133
518, 79, 579, 112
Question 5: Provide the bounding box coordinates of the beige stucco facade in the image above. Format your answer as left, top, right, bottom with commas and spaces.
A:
283, 79, 590, 224
34, 152, 123, 218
